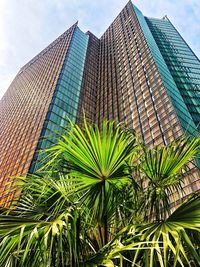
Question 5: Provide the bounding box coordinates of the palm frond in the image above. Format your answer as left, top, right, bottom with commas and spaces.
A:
46, 118, 139, 228
139, 137, 200, 220
0, 210, 80, 267
111, 195, 200, 267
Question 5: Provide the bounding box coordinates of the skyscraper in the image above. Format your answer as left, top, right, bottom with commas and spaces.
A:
0, 1, 199, 206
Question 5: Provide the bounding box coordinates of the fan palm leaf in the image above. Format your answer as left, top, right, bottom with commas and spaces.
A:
46, 118, 139, 244
103, 195, 200, 267
0, 209, 80, 267
139, 137, 200, 220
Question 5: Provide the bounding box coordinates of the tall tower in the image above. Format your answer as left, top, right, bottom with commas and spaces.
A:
96, 1, 200, 198
0, 23, 97, 205
0, 1, 199, 206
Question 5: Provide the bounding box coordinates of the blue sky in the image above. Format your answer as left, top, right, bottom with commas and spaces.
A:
0, 0, 200, 100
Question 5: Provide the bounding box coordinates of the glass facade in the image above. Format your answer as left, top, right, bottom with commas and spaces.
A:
97, 2, 189, 149
146, 17, 200, 131
0, 24, 76, 205
77, 32, 100, 125
132, 5, 198, 139
30, 27, 89, 172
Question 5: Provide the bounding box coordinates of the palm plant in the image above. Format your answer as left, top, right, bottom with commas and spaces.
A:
46, 119, 140, 245
138, 137, 200, 221
0, 118, 200, 266
0, 119, 139, 266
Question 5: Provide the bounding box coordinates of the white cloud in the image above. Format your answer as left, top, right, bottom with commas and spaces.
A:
0, 0, 199, 100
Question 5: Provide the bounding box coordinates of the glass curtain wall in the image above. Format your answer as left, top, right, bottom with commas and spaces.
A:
146, 17, 200, 130
29, 27, 89, 172
132, 4, 198, 138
